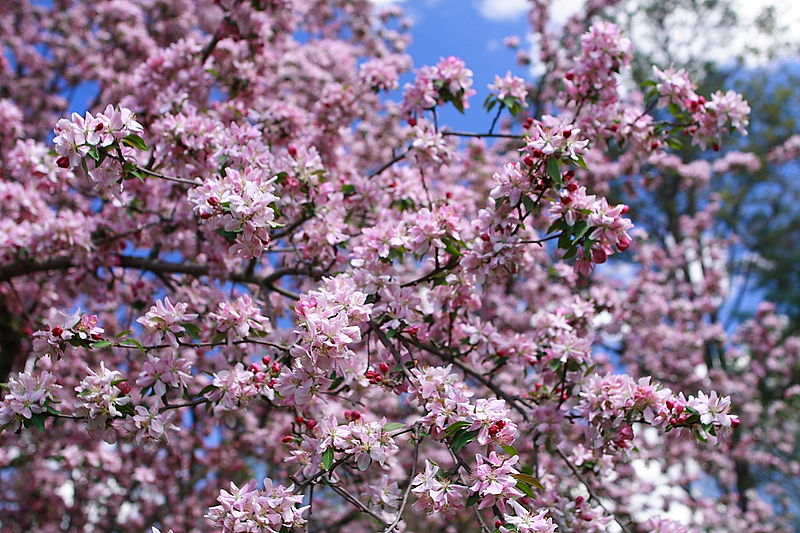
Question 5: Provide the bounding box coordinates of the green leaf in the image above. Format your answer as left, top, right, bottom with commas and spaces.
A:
181, 322, 202, 339
115, 330, 132, 338
383, 422, 406, 432
515, 480, 536, 498
443, 421, 471, 438
466, 492, 481, 508
91, 340, 113, 349
46, 405, 65, 416
87, 145, 101, 162
341, 184, 356, 196
119, 337, 144, 350
449, 429, 478, 453
575, 155, 588, 170
199, 384, 218, 396
322, 447, 335, 471
571, 221, 590, 240
28, 413, 46, 431
122, 134, 149, 151
546, 158, 561, 184
500, 444, 519, 456
512, 472, 545, 490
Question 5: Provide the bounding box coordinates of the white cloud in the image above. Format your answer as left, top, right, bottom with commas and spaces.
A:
475, 0, 529, 21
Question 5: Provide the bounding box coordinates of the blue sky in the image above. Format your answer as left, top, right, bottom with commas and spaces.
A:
394, 0, 533, 131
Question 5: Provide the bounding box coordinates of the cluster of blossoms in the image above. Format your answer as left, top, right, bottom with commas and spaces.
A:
501, 500, 558, 533
488, 71, 529, 105
403, 56, 476, 114
74, 362, 131, 431
411, 460, 468, 515
526, 120, 590, 162
210, 295, 271, 344
130, 405, 178, 443
187, 167, 281, 258
135, 351, 193, 398
549, 182, 633, 275
652, 66, 750, 148
276, 277, 372, 405
469, 451, 524, 510
317, 415, 400, 471
410, 365, 519, 447
32, 310, 105, 358
412, 450, 554, 530
564, 21, 632, 105
205, 478, 308, 533
577, 374, 738, 448
136, 297, 198, 348
409, 364, 474, 433
53, 105, 143, 168
0, 370, 61, 431
207, 361, 279, 418
411, 120, 454, 165
358, 54, 409, 92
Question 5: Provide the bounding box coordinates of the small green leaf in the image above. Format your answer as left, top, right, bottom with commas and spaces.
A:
512, 472, 545, 490
122, 134, 149, 151
322, 447, 335, 471
466, 492, 481, 507
383, 422, 406, 432
181, 322, 202, 339
449, 429, 478, 453
571, 221, 590, 240
500, 444, 519, 456
91, 340, 113, 349
546, 158, 561, 184
443, 421, 471, 438
199, 384, 218, 396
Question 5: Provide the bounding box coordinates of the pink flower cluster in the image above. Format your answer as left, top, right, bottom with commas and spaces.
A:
411, 460, 468, 515
210, 295, 271, 345
188, 167, 281, 258
136, 351, 193, 398
0, 370, 61, 431
53, 105, 143, 168
502, 500, 557, 533
205, 478, 308, 533
403, 56, 476, 114
577, 374, 738, 448
74, 362, 131, 430
549, 182, 633, 274
526, 120, 590, 161
564, 21, 631, 105
652, 66, 750, 148
137, 297, 198, 348
489, 71, 529, 104
32, 310, 105, 358
313, 415, 399, 471
469, 451, 524, 509
290, 276, 372, 375
208, 362, 277, 416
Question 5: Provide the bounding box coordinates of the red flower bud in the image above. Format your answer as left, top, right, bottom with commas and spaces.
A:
51, 326, 64, 337
288, 145, 298, 157
56, 156, 70, 168
523, 155, 535, 167
207, 196, 220, 206
378, 362, 390, 373
115, 381, 132, 395
282, 435, 294, 444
